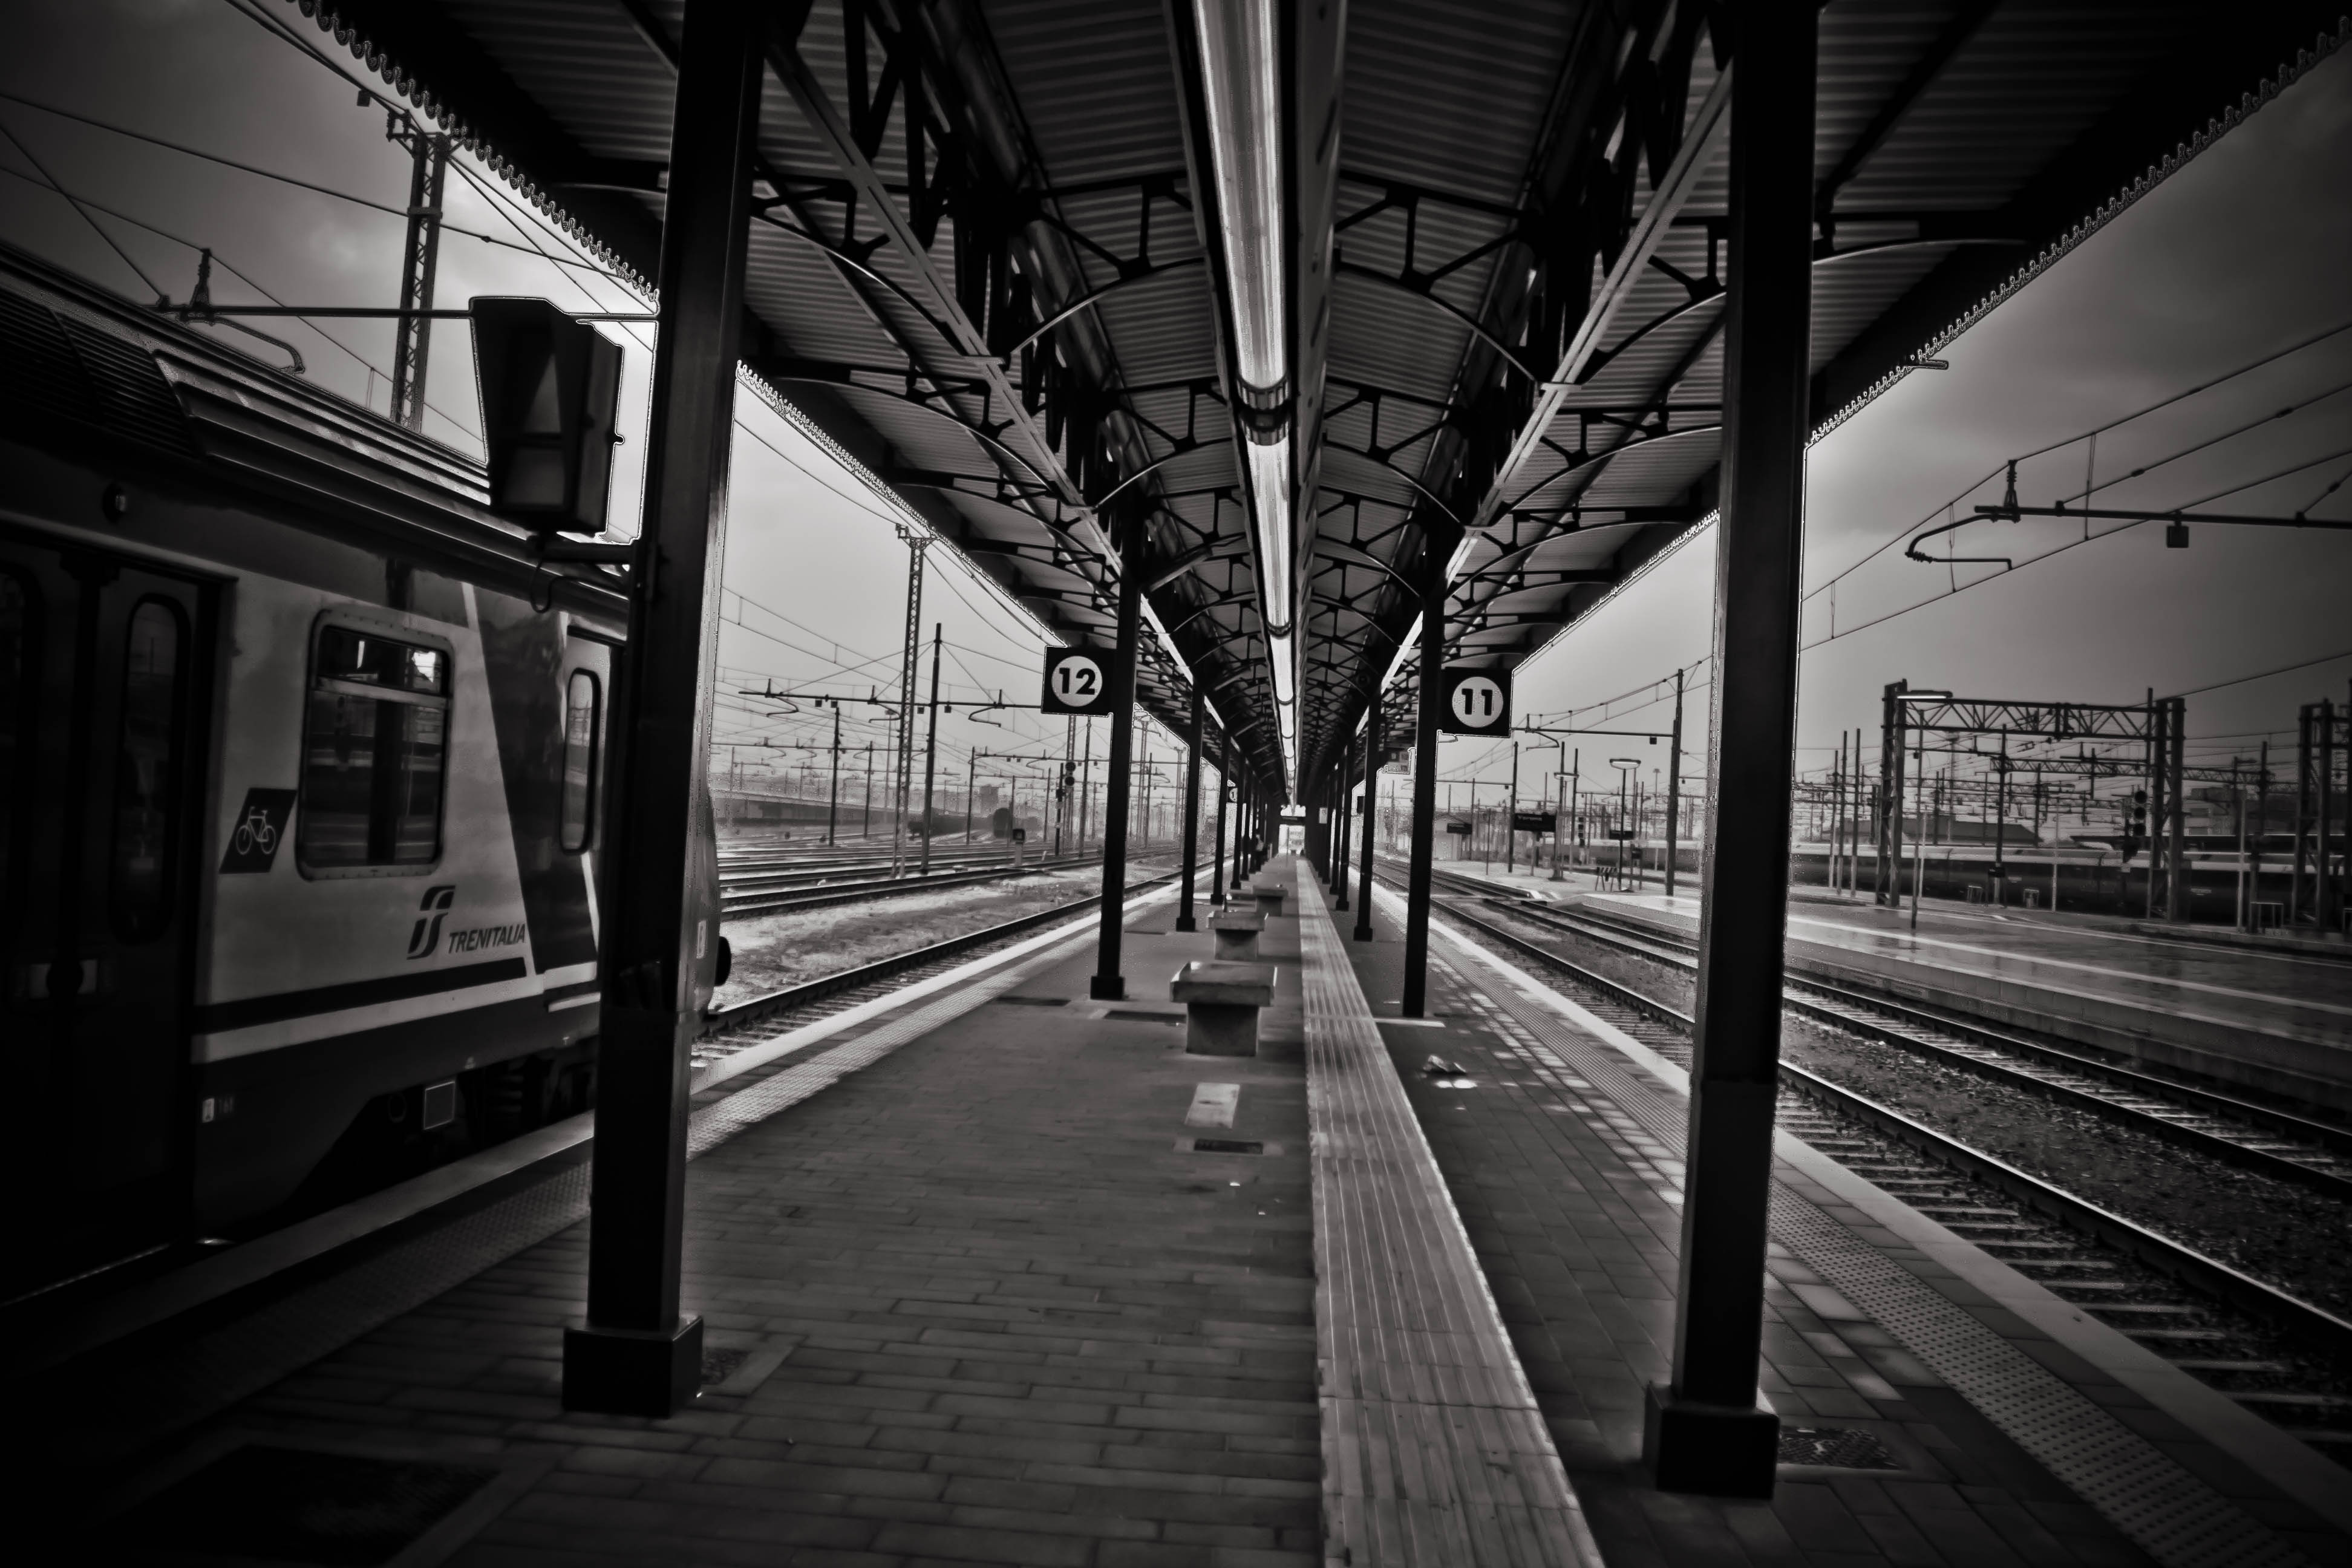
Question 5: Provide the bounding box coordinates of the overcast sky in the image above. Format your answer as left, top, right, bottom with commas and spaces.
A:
2, 1, 2344, 811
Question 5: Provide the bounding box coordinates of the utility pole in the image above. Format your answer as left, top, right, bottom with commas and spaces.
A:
891, 531, 929, 877
2166, 695, 2188, 923
1991, 733, 2011, 906
1665, 668, 1685, 898
1506, 744, 1520, 874
919, 624, 942, 875
1079, 720, 1094, 853
1551, 737, 1567, 880
861, 741, 874, 838
825, 702, 841, 844
966, 748, 980, 844
2252, 737, 2270, 928
1911, 724, 1926, 929
384, 115, 451, 432
1058, 716, 1075, 855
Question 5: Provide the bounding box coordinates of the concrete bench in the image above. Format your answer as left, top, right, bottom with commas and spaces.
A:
1252, 884, 1286, 919
1209, 909, 1264, 961
1169, 961, 1278, 1057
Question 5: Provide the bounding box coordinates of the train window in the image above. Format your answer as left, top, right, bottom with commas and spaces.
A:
0, 570, 34, 912
559, 668, 599, 853
298, 624, 450, 872
109, 598, 187, 940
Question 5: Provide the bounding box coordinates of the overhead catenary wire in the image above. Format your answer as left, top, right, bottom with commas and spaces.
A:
0, 162, 490, 436
0, 88, 627, 273
1800, 318, 2352, 605
0, 117, 163, 298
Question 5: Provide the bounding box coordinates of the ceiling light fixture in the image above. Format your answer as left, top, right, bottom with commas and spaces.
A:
1195, 0, 1293, 795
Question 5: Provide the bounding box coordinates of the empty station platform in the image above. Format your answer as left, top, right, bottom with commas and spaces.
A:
7, 859, 2347, 1567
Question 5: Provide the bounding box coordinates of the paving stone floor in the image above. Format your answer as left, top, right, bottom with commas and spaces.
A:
148, 925, 1322, 1567
1334, 904, 2162, 1568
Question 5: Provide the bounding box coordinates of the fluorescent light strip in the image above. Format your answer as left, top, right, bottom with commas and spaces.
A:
1194, 0, 1285, 393
1246, 436, 1293, 632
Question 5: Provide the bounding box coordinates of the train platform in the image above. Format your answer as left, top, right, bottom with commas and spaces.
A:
1413, 858, 2352, 1114
11, 860, 2349, 1566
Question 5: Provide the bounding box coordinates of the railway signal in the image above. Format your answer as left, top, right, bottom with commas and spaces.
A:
470, 297, 625, 534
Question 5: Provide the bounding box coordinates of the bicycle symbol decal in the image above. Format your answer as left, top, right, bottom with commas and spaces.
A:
218, 788, 296, 875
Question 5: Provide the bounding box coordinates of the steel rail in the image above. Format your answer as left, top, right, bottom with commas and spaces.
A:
1492, 892, 2352, 1179
704, 864, 1183, 1038
1382, 874, 2352, 1361
721, 852, 1133, 919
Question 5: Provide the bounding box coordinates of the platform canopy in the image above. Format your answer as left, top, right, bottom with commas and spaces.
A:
301, 0, 2341, 795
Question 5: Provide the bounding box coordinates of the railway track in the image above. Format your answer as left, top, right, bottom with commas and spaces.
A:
1458, 882, 2352, 1202
701, 861, 1183, 1044
719, 849, 1106, 918
1371, 867, 2352, 1459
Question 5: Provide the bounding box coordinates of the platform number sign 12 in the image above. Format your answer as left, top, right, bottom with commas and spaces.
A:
1440, 667, 1512, 736
1040, 647, 1116, 716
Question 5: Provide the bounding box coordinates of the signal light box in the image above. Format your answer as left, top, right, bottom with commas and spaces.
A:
1439, 667, 1511, 736
471, 297, 624, 534
1040, 647, 1116, 715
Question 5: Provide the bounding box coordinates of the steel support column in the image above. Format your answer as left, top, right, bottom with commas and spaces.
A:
1177, 688, 1204, 931
1210, 733, 1230, 906
1402, 526, 1455, 1017
1333, 748, 1353, 909
1645, 7, 1816, 1497
1091, 516, 1146, 1000
1355, 708, 1379, 940
563, 0, 762, 1420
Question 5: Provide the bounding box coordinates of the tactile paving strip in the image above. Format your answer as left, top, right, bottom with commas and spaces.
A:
1768, 1195, 2305, 1568
1425, 914, 2313, 1568
1295, 878, 1601, 1568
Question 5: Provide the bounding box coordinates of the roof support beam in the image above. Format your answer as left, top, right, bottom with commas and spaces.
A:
1475, 63, 1733, 528
763, 33, 1083, 514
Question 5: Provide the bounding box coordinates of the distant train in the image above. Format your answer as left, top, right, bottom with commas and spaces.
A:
0, 243, 719, 1303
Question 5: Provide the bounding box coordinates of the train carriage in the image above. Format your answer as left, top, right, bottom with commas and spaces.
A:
0, 241, 714, 1302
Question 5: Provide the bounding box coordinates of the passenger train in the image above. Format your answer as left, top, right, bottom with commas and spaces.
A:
0, 242, 720, 1303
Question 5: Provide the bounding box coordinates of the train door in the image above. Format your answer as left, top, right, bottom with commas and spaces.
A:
1, 528, 212, 1299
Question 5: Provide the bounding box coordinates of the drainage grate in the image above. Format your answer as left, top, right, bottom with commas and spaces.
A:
123, 1443, 498, 1566
1191, 1138, 1264, 1155
701, 1345, 751, 1387
1777, 1426, 1900, 1470
996, 995, 1069, 1007
1107, 1010, 1183, 1025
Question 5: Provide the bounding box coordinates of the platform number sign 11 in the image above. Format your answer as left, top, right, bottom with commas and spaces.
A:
1440, 667, 1512, 736
1040, 646, 1116, 716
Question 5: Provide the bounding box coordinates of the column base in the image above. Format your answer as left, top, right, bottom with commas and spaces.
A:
562, 1315, 704, 1418
1351, 924, 1374, 942
1089, 973, 1126, 1001
1642, 1384, 1779, 1497
1174, 915, 1198, 932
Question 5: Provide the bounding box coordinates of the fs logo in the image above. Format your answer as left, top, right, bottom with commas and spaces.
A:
407, 885, 457, 959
